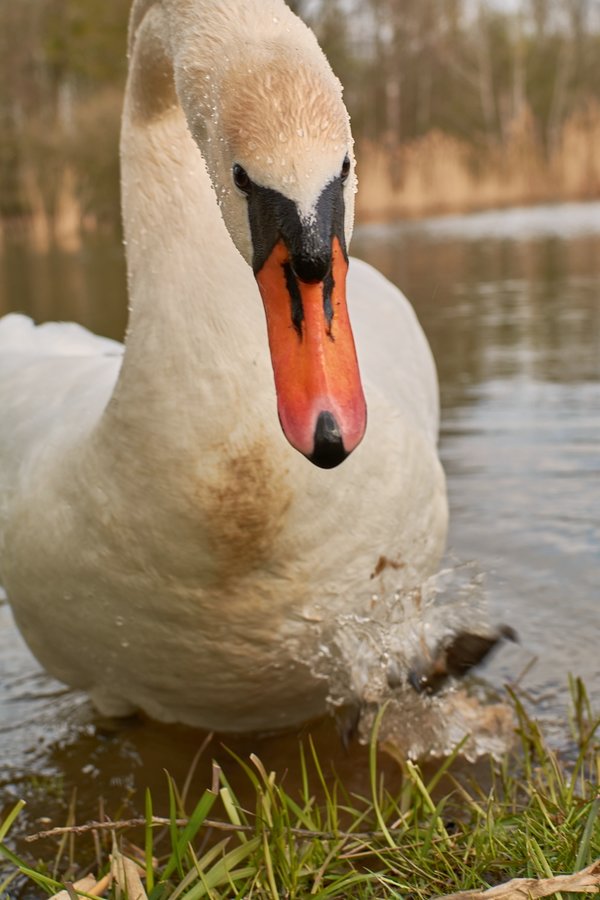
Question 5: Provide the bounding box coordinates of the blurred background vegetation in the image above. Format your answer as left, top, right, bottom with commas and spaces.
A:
1, 0, 600, 247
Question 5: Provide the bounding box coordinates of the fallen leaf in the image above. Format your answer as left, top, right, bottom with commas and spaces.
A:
49, 875, 97, 900
111, 844, 148, 900
434, 859, 600, 900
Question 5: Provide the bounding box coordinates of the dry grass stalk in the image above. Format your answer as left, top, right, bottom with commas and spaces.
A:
25, 816, 379, 843
434, 859, 600, 900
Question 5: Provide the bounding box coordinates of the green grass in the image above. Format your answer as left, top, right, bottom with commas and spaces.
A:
1, 678, 599, 900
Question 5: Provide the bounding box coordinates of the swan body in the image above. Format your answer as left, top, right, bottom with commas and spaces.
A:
0, 0, 447, 731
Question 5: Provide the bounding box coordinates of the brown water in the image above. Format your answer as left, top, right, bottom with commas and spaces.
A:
0, 202, 599, 869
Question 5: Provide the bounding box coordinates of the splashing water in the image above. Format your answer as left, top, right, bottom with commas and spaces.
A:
301, 563, 515, 760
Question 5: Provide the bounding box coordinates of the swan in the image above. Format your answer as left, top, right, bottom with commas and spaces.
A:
0, 0, 448, 732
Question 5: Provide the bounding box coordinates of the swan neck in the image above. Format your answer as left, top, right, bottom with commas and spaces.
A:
113, 2, 268, 425
121, 2, 230, 314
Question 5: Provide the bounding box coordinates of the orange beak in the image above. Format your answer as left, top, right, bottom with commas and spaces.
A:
255, 237, 367, 468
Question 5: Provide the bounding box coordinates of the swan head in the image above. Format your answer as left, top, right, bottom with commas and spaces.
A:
175, 15, 366, 468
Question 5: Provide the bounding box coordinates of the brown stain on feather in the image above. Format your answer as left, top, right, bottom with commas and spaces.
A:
201, 441, 292, 580
128, 9, 178, 124
370, 555, 405, 579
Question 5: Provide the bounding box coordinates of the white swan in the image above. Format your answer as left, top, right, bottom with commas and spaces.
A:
0, 0, 447, 732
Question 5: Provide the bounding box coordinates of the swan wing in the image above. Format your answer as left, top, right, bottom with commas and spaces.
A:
0, 312, 123, 359
0, 315, 123, 521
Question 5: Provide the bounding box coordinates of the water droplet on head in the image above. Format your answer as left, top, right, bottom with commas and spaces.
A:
115, 616, 124, 627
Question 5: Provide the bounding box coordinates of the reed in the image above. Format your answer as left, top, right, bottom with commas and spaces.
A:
356, 104, 600, 222
4, 101, 600, 252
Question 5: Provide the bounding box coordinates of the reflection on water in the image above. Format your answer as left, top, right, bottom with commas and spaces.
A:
0, 237, 128, 342
354, 202, 600, 746
1, 202, 599, 859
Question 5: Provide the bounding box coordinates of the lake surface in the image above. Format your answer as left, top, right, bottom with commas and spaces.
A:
353, 202, 600, 736
1, 201, 599, 860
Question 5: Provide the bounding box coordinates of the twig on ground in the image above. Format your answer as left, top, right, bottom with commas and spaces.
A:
25, 816, 378, 843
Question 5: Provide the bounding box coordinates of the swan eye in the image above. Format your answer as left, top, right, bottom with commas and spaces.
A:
341, 155, 351, 182
233, 164, 251, 193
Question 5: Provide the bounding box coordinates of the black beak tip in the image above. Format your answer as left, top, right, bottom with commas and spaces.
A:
308, 411, 349, 469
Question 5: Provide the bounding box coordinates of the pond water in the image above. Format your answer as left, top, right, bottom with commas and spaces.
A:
353, 202, 600, 736
0, 201, 599, 863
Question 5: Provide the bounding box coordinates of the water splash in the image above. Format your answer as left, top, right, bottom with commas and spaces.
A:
302, 563, 514, 760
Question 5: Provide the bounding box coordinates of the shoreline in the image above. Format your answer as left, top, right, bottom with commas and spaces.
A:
3, 195, 600, 256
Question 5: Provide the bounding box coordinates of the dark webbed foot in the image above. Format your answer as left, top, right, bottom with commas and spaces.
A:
405, 625, 518, 695
335, 702, 362, 750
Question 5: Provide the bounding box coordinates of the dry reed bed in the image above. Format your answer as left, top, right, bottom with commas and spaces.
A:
3, 103, 600, 253
356, 105, 600, 222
